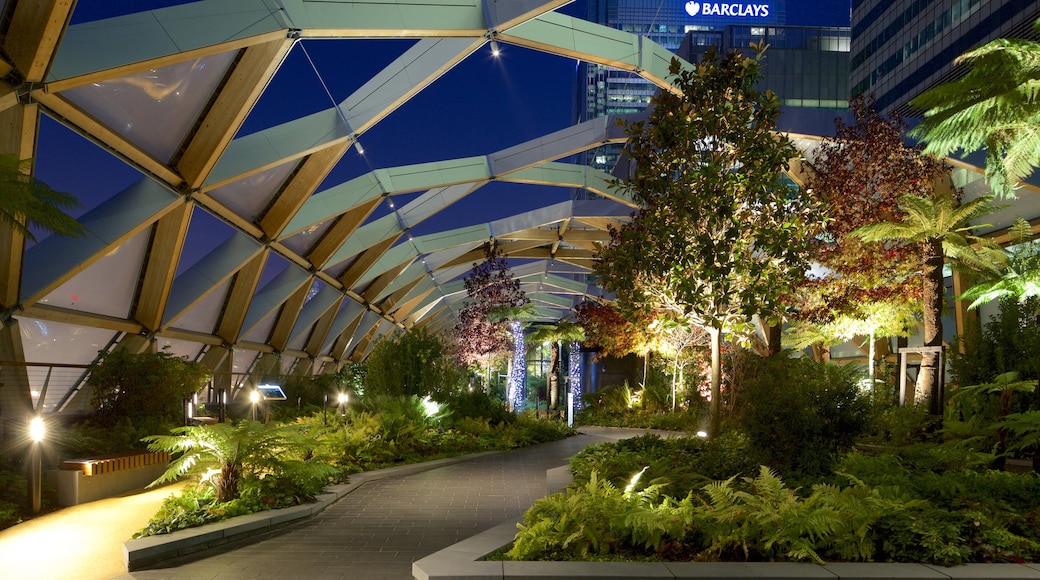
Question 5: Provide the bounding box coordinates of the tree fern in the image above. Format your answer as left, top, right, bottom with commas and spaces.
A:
910, 31, 1040, 198
143, 420, 336, 503
0, 154, 86, 242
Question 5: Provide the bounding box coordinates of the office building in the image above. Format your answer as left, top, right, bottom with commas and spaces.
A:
850, 0, 1040, 116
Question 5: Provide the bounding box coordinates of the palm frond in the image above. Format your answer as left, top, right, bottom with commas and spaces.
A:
910, 36, 1040, 198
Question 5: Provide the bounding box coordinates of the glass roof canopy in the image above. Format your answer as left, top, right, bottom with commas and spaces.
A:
1, 0, 1033, 415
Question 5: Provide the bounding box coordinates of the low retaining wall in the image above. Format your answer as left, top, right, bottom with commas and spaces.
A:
412, 521, 1040, 580
123, 452, 501, 572
50, 451, 172, 506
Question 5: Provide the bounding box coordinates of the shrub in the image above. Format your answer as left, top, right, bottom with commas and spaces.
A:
582, 382, 633, 413
569, 433, 757, 499
950, 297, 1040, 388
364, 327, 467, 398
143, 420, 338, 503
508, 471, 695, 560
439, 389, 513, 426
730, 351, 870, 477
88, 348, 209, 427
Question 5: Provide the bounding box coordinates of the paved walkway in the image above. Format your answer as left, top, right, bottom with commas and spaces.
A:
0, 427, 657, 580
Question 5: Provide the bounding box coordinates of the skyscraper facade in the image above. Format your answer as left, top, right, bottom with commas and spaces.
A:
849, 0, 1039, 116
578, 0, 788, 171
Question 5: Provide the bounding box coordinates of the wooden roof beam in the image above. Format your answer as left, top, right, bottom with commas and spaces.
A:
4, 0, 74, 82
179, 39, 296, 189
215, 251, 267, 345
133, 201, 192, 332
339, 233, 404, 290
258, 142, 351, 239
306, 198, 382, 267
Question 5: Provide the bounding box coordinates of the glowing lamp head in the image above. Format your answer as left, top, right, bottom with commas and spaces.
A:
250, 390, 260, 404
29, 417, 45, 443
338, 393, 349, 405
421, 396, 439, 418
696, 430, 708, 438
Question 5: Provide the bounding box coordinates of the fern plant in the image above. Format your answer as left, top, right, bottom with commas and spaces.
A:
143, 420, 337, 503
507, 470, 695, 561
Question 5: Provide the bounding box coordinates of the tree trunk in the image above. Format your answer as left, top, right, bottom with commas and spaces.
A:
671, 354, 678, 412
1034, 312, 1040, 473
919, 240, 945, 416
766, 322, 782, 356
217, 462, 241, 503
709, 327, 722, 438
643, 351, 649, 388
549, 341, 560, 410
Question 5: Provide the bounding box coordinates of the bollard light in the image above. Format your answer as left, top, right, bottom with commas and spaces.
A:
28, 416, 44, 514
250, 390, 260, 421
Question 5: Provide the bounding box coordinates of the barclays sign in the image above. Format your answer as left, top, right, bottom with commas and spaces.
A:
684, 2, 771, 17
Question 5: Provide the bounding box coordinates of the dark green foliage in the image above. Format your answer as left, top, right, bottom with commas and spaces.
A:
506, 436, 1040, 565
950, 297, 1040, 387
364, 327, 467, 398
88, 348, 210, 427
0, 454, 27, 530
575, 407, 703, 431
730, 352, 870, 477
439, 389, 514, 426
569, 433, 757, 499
508, 472, 696, 560
142, 420, 338, 504
835, 445, 1040, 564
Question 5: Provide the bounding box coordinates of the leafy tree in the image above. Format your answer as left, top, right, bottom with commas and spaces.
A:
527, 320, 585, 410
143, 420, 336, 503
793, 96, 945, 369
574, 301, 652, 360
450, 241, 529, 394
573, 301, 660, 389
853, 192, 1002, 414
595, 47, 824, 437
88, 348, 209, 427
910, 21, 1040, 198
0, 154, 86, 242
450, 242, 529, 362
364, 326, 466, 399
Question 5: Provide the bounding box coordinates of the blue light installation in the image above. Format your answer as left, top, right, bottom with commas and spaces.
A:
568, 341, 582, 411
508, 320, 526, 411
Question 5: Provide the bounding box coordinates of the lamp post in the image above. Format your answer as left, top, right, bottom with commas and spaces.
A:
337, 392, 349, 417
28, 416, 44, 515
249, 390, 260, 421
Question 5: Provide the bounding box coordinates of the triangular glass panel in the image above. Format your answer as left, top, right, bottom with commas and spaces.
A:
281, 219, 333, 256
207, 159, 298, 223
168, 278, 231, 334
239, 39, 415, 137
232, 348, 260, 375
256, 252, 291, 291
242, 309, 277, 344
18, 318, 117, 413
38, 227, 149, 318
287, 328, 309, 352
60, 51, 237, 163
175, 207, 236, 277
31, 114, 150, 245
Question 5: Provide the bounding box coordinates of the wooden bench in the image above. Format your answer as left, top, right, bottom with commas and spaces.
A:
52, 450, 172, 506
